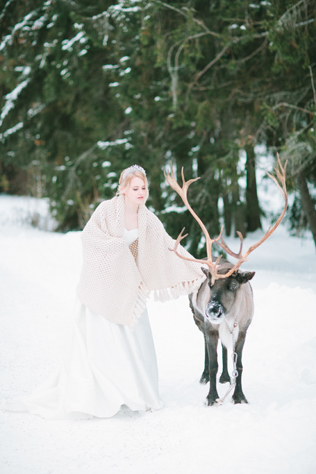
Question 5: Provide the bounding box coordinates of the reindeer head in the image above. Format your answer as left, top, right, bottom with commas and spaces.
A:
201, 266, 255, 324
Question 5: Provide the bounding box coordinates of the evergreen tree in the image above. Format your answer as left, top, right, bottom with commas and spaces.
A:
1, 0, 315, 249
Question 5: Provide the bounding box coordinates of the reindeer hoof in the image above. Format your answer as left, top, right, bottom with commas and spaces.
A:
206, 395, 220, 406
206, 399, 218, 406
206, 399, 216, 406
219, 373, 231, 384
200, 374, 210, 384
232, 395, 248, 404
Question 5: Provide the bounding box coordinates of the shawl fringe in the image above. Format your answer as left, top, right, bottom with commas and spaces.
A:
152, 276, 205, 303
131, 282, 150, 328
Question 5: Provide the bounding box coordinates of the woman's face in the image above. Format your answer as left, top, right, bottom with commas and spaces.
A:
123, 176, 146, 206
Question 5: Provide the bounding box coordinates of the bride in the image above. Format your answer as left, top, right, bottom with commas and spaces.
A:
4, 165, 205, 419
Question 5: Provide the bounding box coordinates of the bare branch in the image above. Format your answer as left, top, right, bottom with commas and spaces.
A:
63, 143, 98, 198
167, 40, 183, 110
186, 16, 220, 38
193, 41, 231, 85
272, 102, 315, 116
152, 0, 187, 19
153, 0, 220, 38
309, 66, 316, 107
175, 32, 209, 72
237, 38, 268, 63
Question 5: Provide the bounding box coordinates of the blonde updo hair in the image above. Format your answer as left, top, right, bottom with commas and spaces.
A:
117, 168, 149, 203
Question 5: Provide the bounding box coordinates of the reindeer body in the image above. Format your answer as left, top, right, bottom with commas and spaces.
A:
189, 260, 255, 405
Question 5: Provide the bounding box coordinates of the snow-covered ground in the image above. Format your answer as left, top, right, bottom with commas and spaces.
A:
0, 195, 316, 474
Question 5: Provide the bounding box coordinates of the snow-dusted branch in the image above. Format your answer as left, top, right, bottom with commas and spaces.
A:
0, 0, 15, 22
278, 0, 307, 25
0, 11, 37, 51
0, 79, 30, 127
0, 122, 24, 142
277, 0, 314, 31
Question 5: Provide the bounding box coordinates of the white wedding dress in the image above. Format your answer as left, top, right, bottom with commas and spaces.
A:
4, 228, 163, 419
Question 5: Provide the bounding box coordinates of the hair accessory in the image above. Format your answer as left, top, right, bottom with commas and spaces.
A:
122, 165, 146, 180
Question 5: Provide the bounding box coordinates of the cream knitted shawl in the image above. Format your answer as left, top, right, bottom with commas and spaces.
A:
76, 195, 205, 326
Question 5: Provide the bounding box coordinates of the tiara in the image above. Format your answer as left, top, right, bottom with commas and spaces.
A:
122, 165, 146, 180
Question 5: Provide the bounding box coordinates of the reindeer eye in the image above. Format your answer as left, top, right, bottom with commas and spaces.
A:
229, 282, 238, 291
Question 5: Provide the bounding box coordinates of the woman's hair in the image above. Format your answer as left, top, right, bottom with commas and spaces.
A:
117, 168, 149, 202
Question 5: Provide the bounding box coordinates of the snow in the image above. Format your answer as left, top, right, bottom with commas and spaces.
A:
102, 161, 111, 168
0, 195, 57, 231
0, 11, 36, 51
97, 138, 131, 150
0, 195, 316, 474
14, 66, 31, 76
78, 49, 88, 57
0, 79, 30, 127
27, 104, 45, 119
162, 204, 187, 214
109, 4, 140, 16
61, 32, 87, 51
120, 67, 131, 75
32, 14, 48, 30
102, 64, 119, 70
0, 122, 23, 141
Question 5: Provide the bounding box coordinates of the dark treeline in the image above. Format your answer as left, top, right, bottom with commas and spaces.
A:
1, 0, 316, 252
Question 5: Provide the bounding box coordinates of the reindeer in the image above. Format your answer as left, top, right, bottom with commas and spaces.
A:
165, 157, 287, 405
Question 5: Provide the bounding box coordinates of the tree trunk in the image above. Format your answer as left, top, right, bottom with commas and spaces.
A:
297, 172, 316, 248
232, 178, 247, 237
223, 193, 232, 237
245, 145, 261, 232
234, 201, 247, 238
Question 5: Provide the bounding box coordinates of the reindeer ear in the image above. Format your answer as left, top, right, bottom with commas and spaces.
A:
236, 271, 255, 284
201, 267, 210, 278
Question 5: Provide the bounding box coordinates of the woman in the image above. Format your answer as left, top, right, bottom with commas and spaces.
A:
4, 165, 205, 419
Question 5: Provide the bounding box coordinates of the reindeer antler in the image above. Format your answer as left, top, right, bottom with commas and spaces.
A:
164, 155, 288, 285
164, 166, 225, 285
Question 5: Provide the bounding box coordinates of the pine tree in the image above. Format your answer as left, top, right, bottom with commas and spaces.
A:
1, 0, 315, 248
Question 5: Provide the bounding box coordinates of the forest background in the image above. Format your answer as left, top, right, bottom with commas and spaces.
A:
1, 0, 316, 255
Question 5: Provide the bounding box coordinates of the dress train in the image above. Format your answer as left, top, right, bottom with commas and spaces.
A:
4, 299, 163, 419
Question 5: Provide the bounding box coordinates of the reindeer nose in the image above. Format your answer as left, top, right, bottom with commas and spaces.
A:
206, 301, 223, 320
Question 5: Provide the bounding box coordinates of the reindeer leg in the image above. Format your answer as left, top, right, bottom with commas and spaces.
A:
205, 330, 220, 405
200, 334, 210, 384
232, 331, 248, 404
219, 344, 231, 384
